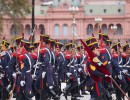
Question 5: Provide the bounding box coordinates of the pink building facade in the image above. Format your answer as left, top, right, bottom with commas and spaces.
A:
2, 0, 130, 42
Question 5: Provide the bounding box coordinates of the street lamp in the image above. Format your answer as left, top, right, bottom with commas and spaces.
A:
111, 25, 117, 35
95, 17, 102, 34
69, 6, 79, 44
32, 0, 35, 44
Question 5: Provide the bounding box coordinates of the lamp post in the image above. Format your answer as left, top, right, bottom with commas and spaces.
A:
32, 0, 35, 43
111, 25, 117, 35
69, 6, 79, 44
95, 17, 102, 34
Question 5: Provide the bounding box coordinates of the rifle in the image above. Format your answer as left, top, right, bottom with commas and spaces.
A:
33, 42, 41, 76
8, 43, 20, 100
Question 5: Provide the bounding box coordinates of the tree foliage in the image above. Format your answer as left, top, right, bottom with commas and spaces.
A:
0, 0, 31, 34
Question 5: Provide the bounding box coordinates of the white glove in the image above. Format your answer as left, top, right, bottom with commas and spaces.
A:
20, 81, 25, 87
118, 75, 122, 80
105, 75, 110, 77
126, 66, 130, 68
42, 72, 46, 78
12, 73, 16, 78
16, 71, 21, 75
122, 70, 128, 74
97, 62, 103, 66
0, 74, 4, 79
119, 65, 123, 68
66, 72, 72, 77
78, 68, 82, 72
32, 75, 36, 80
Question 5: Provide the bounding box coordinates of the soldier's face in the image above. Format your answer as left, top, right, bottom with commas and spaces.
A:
93, 48, 100, 56
119, 48, 123, 53
1, 45, 6, 51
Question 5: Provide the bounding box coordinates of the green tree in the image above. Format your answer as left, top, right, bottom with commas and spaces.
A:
0, 0, 31, 35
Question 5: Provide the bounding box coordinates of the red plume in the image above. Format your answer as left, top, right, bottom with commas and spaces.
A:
92, 33, 94, 37
99, 29, 101, 34
3, 34, 6, 40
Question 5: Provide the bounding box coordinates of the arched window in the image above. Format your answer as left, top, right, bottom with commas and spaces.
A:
39, 24, 45, 34
63, 24, 68, 36
25, 25, 31, 35
10, 24, 17, 35
102, 24, 108, 34
87, 24, 93, 35
117, 24, 123, 35
54, 24, 60, 36
108, 24, 114, 34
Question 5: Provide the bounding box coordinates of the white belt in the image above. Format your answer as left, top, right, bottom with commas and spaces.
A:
26, 70, 31, 73
70, 66, 74, 68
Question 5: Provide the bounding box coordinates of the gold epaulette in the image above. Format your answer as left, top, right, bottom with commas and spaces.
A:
90, 65, 96, 71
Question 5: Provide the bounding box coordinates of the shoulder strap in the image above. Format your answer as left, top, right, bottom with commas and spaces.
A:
25, 54, 32, 70
45, 48, 51, 63
6, 51, 11, 60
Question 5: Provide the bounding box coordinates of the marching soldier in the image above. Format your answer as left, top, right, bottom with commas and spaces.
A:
63, 43, 79, 100
76, 45, 88, 95
7, 34, 24, 99
30, 42, 40, 100
55, 41, 65, 85
39, 34, 59, 100
120, 42, 130, 97
98, 33, 113, 96
0, 38, 11, 100
16, 39, 34, 100
111, 41, 128, 100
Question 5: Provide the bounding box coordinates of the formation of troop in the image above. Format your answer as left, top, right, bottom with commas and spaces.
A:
0, 31, 130, 100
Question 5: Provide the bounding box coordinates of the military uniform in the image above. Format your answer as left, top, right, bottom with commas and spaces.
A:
0, 39, 11, 100
111, 42, 128, 100
39, 34, 59, 100
16, 39, 34, 100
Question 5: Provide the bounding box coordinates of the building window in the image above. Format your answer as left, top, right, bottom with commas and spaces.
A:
41, 10, 44, 14
102, 24, 108, 34
87, 24, 93, 35
39, 24, 45, 34
117, 24, 123, 35
58, 0, 60, 2
25, 25, 31, 35
90, 9, 93, 13
54, 24, 60, 36
63, 24, 68, 36
118, 9, 121, 13
72, 0, 74, 2
104, 9, 107, 13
